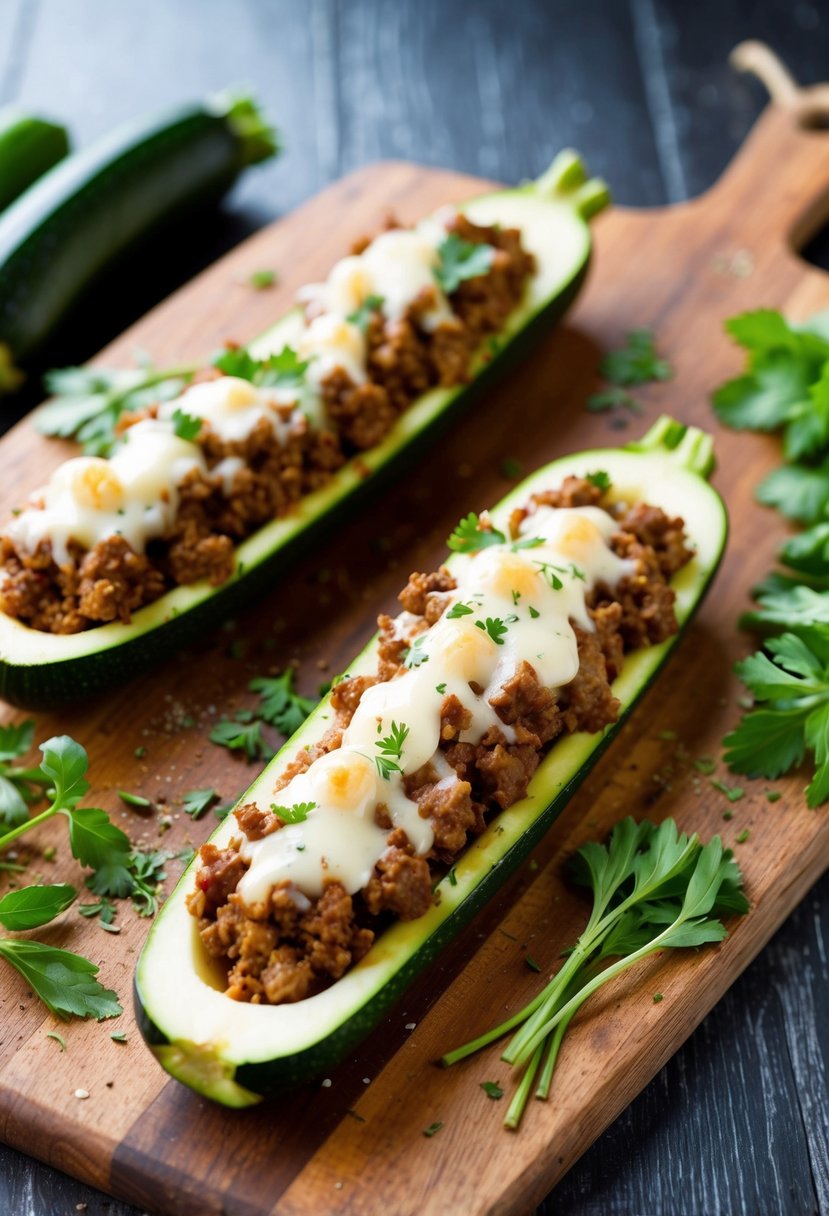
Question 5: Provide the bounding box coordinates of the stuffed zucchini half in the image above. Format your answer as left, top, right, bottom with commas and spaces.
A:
135, 417, 727, 1107
0, 151, 608, 709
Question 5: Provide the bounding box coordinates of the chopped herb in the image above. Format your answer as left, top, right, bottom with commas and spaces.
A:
652, 993, 664, 1004
117, 789, 151, 809
657, 730, 677, 742
511, 536, 545, 551
347, 294, 385, 332
528, 606, 541, 619
209, 714, 274, 762
134, 746, 147, 759
711, 778, 745, 803
434, 233, 494, 295
171, 407, 202, 442
447, 867, 457, 887
480, 1081, 503, 1100
271, 801, 316, 824
250, 669, 317, 736
447, 512, 505, 554
375, 721, 409, 781
422, 1121, 444, 1138
403, 635, 430, 668
601, 329, 673, 387
77, 898, 116, 924
47, 1031, 67, 1051
475, 617, 509, 645
181, 788, 218, 820
446, 602, 475, 619
766, 790, 782, 802
212, 344, 309, 390
735, 829, 751, 844
435, 683, 447, 695
524, 953, 542, 973
501, 458, 523, 480
511, 590, 521, 605
586, 470, 611, 493
249, 268, 277, 290
586, 387, 640, 414
110, 1030, 128, 1043
694, 756, 716, 775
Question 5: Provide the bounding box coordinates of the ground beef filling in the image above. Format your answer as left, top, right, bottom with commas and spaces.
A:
187, 479, 694, 1006
0, 216, 534, 636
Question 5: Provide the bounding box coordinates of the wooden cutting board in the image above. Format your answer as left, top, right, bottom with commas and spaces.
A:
2, 85, 829, 1216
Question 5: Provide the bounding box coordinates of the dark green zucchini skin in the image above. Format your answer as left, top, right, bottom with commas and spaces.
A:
134, 531, 722, 1095
0, 112, 70, 212
0, 95, 276, 366
0, 261, 587, 710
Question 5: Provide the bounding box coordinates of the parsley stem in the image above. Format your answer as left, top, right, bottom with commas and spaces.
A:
440, 991, 548, 1067
0, 804, 58, 853
503, 1041, 544, 1131
2, 766, 48, 783
534, 1019, 570, 1101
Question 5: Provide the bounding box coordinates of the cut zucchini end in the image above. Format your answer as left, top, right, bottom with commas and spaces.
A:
152, 1039, 263, 1108
531, 150, 611, 220
212, 90, 280, 166
631, 415, 717, 478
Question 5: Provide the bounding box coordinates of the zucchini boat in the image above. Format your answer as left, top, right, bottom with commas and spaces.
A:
0, 92, 277, 377
0, 152, 608, 709
0, 109, 69, 214
135, 417, 727, 1107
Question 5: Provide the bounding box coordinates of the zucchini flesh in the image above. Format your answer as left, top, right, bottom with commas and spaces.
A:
0, 110, 70, 213
134, 417, 727, 1106
0, 152, 608, 709
0, 93, 277, 368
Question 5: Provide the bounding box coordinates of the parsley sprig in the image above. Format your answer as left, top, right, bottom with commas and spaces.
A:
434, 235, 495, 295
441, 818, 747, 1128
0, 719, 52, 828
212, 345, 308, 389
271, 800, 316, 824
375, 721, 409, 781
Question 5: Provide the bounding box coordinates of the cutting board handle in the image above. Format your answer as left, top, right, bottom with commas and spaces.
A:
701, 42, 829, 257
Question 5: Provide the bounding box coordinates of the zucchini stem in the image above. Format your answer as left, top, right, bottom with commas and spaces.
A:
532, 150, 611, 220
212, 92, 280, 166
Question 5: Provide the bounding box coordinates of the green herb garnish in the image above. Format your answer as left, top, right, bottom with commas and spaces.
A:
250, 669, 317, 736
347, 294, 385, 332
249, 268, 277, 290
447, 512, 505, 554
434, 234, 494, 295
181, 788, 218, 820
171, 407, 202, 442
375, 721, 409, 781
601, 329, 673, 387
271, 801, 316, 824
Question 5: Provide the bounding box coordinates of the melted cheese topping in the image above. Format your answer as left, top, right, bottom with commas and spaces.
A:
159, 376, 303, 444
236, 505, 634, 907
6, 420, 205, 565
297, 314, 368, 392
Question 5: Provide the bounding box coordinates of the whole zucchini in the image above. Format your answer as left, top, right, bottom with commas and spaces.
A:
0, 152, 608, 709
0, 92, 277, 374
0, 108, 70, 212
134, 417, 727, 1107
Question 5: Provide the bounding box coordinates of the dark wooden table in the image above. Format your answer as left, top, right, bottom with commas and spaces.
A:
1, 1, 828, 1213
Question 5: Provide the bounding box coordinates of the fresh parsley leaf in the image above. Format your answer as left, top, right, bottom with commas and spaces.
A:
0, 939, 122, 1020
447, 512, 506, 554
39, 736, 90, 808
250, 669, 317, 736
0, 883, 76, 931
586, 470, 611, 493
755, 461, 829, 524
586, 387, 640, 414
480, 1081, 503, 1100
181, 788, 218, 820
600, 330, 672, 387
0, 778, 30, 828
0, 720, 35, 762
375, 721, 409, 781
724, 631, 829, 805
209, 715, 275, 762
446, 602, 475, 619
78, 898, 117, 924
171, 407, 202, 442
125, 849, 169, 917
213, 345, 308, 390
347, 294, 385, 332
403, 635, 430, 668
37, 361, 197, 457
65, 807, 132, 874
270, 800, 316, 824
475, 617, 509, 646
434, 234, 494, 295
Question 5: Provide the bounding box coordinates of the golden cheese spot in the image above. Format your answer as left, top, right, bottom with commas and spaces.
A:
483, 552, 544, 600
554, 515, 604, 559
441, 621, 494, 680
222, 379, 260, 410
310, 750, 375, 810
68, 458, 124, 512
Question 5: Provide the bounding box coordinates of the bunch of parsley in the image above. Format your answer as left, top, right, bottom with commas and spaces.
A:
713, 309, 829, 802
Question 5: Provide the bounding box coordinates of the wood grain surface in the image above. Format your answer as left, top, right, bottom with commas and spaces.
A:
0, 95, 828, 1214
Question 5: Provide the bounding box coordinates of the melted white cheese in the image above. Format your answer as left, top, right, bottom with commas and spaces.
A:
5, 420, 205, 565
296, 314, 368, 392
160, 376, 302, 445
234, 505, 634, 908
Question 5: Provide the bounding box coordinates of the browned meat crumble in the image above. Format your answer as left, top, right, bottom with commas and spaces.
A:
186, 477, 694, 1006
0, 215, 534, 636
